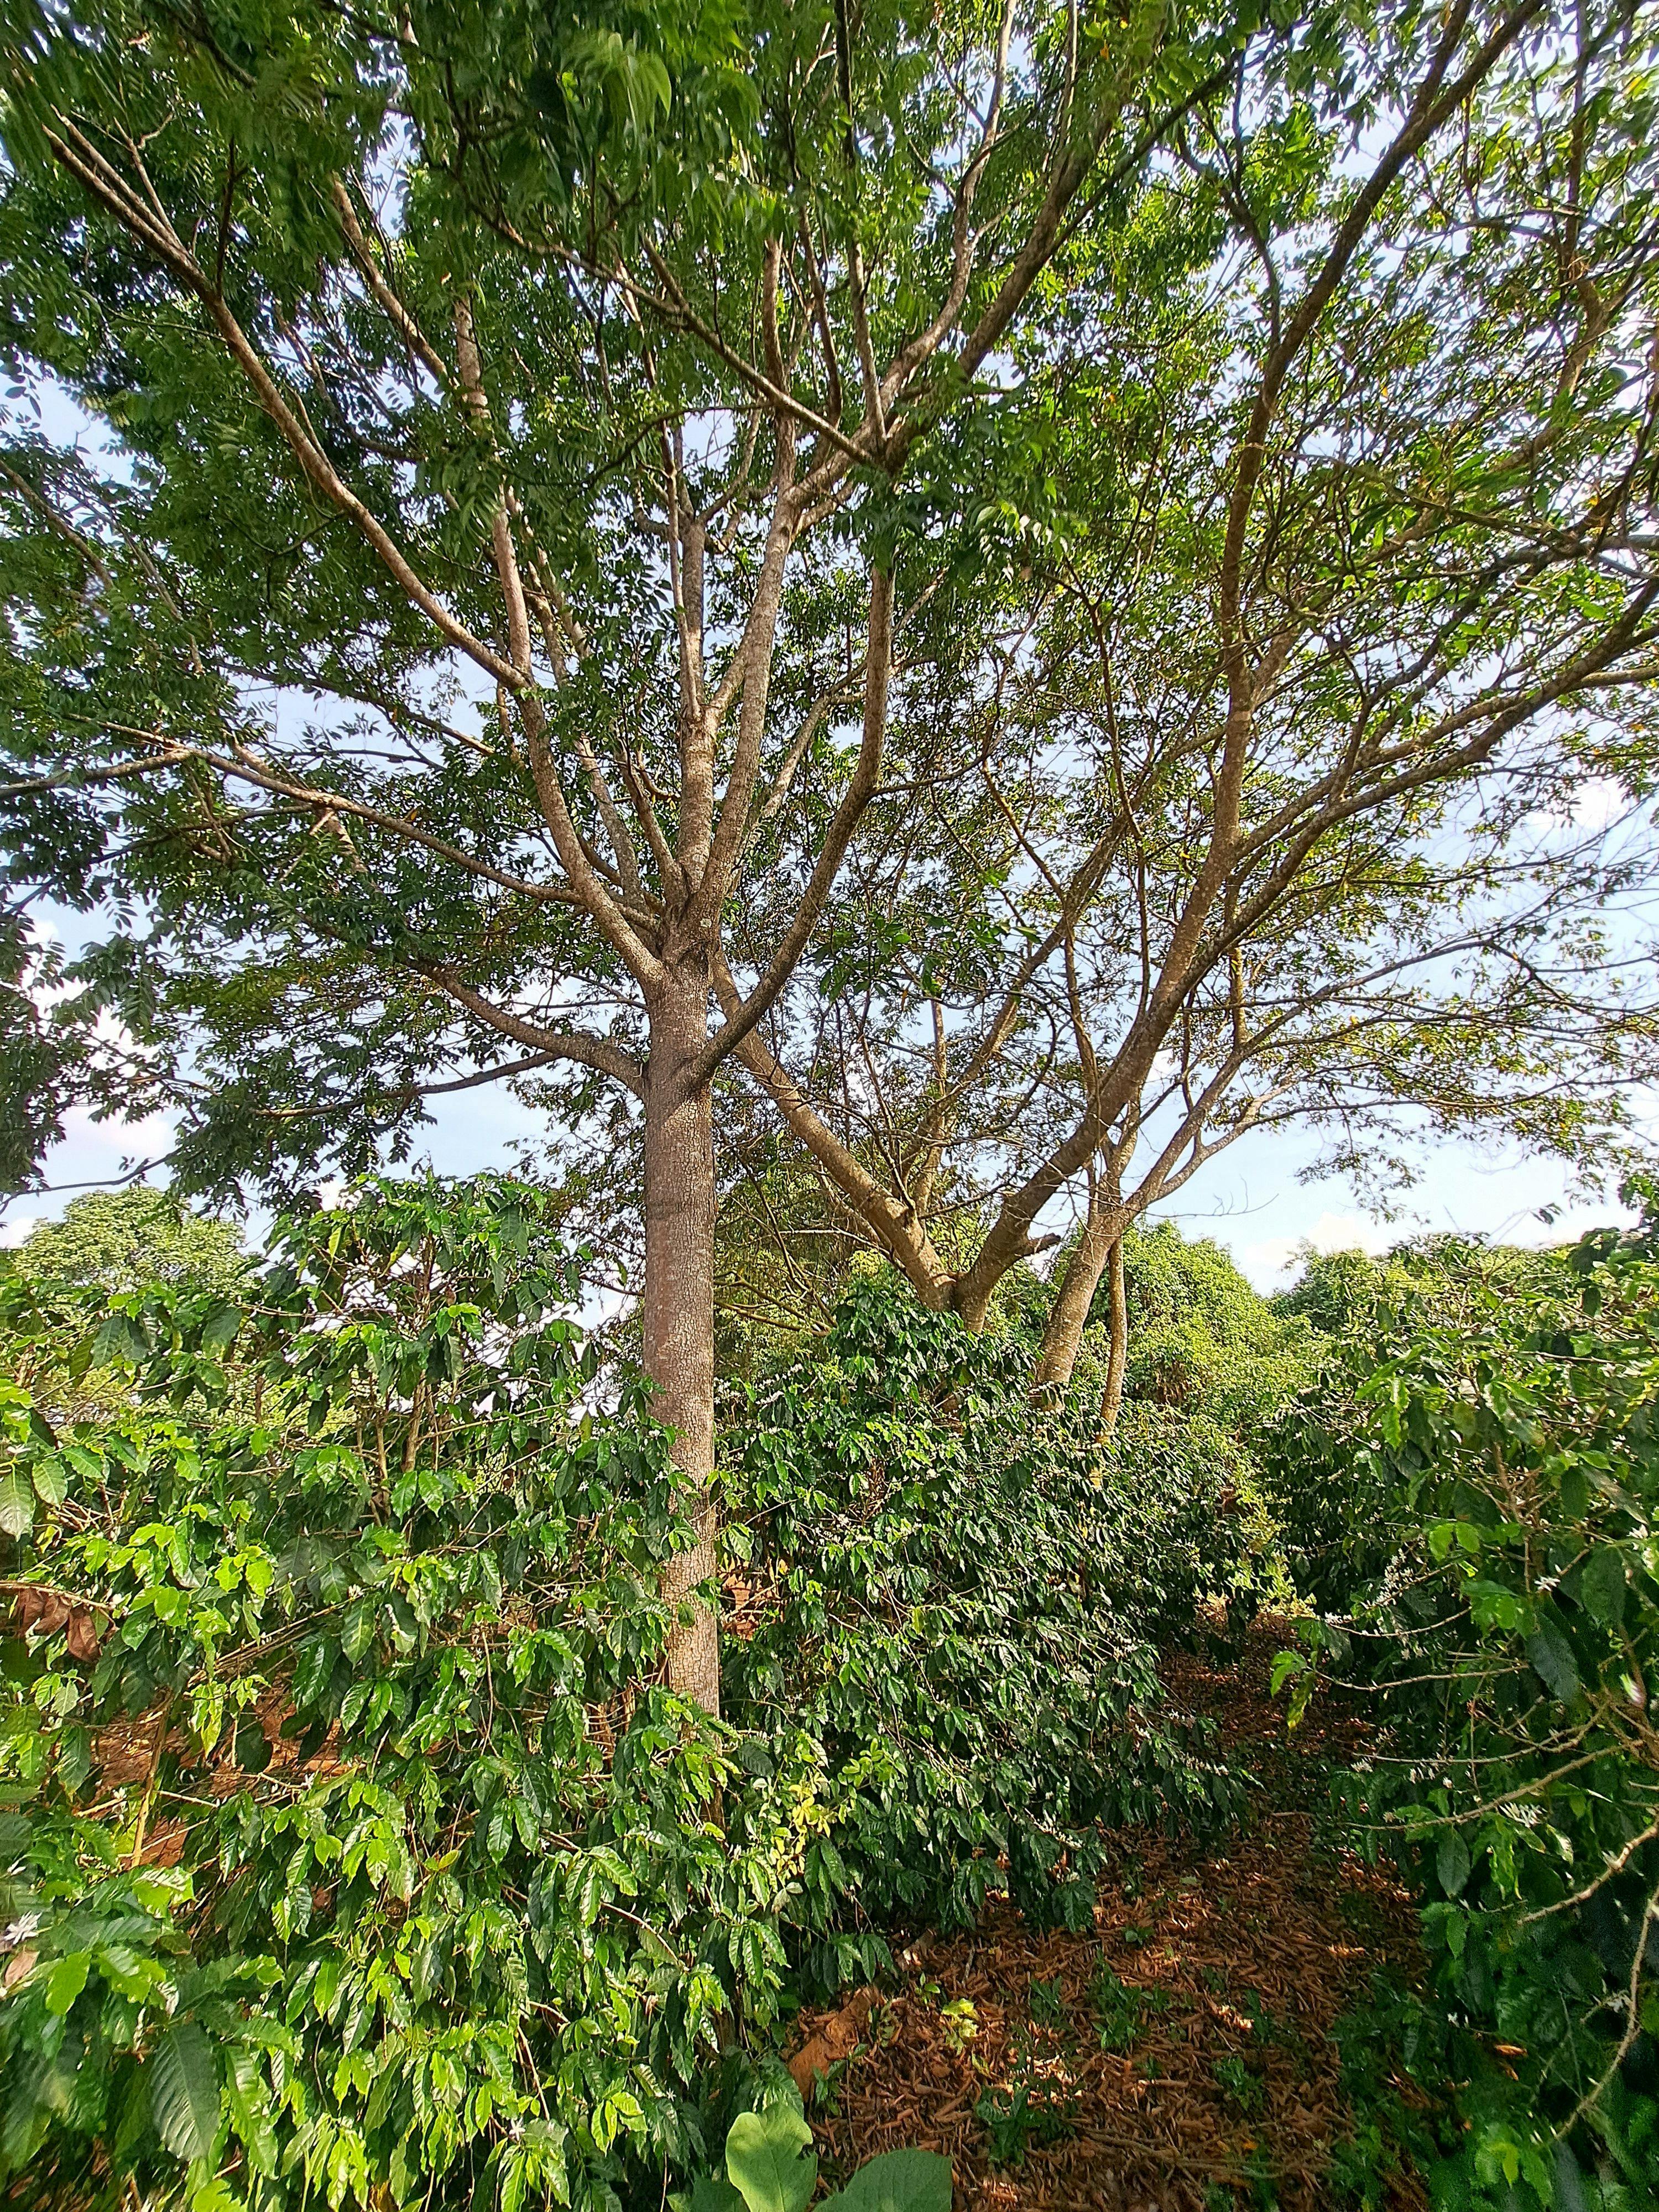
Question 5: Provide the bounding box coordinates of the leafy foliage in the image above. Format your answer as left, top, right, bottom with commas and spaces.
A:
688, 2099, 950, 2212
1264, 1198, 1659, 2204
1, 1190, 253, 1437
724, 1276, 1249, 1957
1, 1183, 1271, 2208
0, 1177, 826, 2211
3, 1188, 248, 1296
1091, 1224, 1314, 1431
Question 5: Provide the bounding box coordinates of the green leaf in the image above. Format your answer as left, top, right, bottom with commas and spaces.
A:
291, 1639, 335, 1707
149, 2019, 222, 2166
92, 1310, 150, 1368
0, 1471, 35, 1537
30, 1457, 67, 1507
820, 2149, 954, 2212
233, 1720, 271, 1774
1559, 1463, 1592, 1520
224, 2047, 278, 2177
200, 1302, 243, 1352
1526, 1623, 1581, 1702
56, 1722, 93, 1794
724, 2106, 817, 2212
690, 2180, 744, 2212
1580, 1546, 1626, 1629
44, 1950, 91, 2015
341, 1597, 376, 1662
1436, 1830, 1471, 1897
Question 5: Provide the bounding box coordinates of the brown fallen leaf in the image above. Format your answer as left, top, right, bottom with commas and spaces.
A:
2, 1947, 39, 1991
788, 2036, 839, 2099
787, 1989, 875, 2096
16, 1589, 71, 1638
65, 1608, 101, 1663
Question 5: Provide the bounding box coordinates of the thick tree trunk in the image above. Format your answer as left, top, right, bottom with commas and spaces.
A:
1098, 1235, 1128, 1439
1032, 1183, 1123, 1394
643, 965, 721, 1713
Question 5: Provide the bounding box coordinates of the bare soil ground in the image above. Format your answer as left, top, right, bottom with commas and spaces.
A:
785, 1626, 1432, 2210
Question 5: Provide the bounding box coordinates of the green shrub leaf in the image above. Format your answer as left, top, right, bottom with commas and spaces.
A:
1526, 1623, 1580, 1702
1436, 1830, 1471, 1897
821, 2148, 954, 2212
1580, 1545, 1626, 1629
44, 1950, 90, 2015
0, 1470, 34, 1537
148, 2019, 222, 2166
724, 2107, 816, 2212
690, 2179, 745, 2212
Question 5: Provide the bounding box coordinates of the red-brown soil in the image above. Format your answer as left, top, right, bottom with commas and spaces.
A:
787, 1629, 1431, 2210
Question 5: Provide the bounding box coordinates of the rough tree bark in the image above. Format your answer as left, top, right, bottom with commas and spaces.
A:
1032, 1177, 1123, 1394
1098, 1237, 1128, 1439
641, 961, 721, 1711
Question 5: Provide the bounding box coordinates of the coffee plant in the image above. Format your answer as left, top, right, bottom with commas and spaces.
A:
0, 1178, 828, 2212
723, 1277, 1250, 1961
1266, 1195, 1659, 2204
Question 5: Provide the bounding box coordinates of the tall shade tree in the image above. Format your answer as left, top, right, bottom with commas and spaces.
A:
0, 0, 1256, 1705
718, 0, 1659, 1387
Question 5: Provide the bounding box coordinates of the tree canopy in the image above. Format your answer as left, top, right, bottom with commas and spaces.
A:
718, 0, 1659, 1380
2, 0, 1658, 1693
3, 1188, 246, 1292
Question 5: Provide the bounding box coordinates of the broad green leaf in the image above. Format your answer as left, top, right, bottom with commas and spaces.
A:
233, 1720, 272, 1775
200, 1302, 243, 1351
224, 2048, 278, 2177
30, 1457, 67, 1506
149, 2020, 222, 2165
1580, 1546, 1626, 1629
56, 1723, 93, 1794
291, 1639, 335, 1707
341, 1597, 376, 1662
0, 1472, 35, 1537
691, 2179, 744, 2212
724, 2106, 816, 2212
820, 2149, 954, 2212
1526, 1624, 1581, 1702
92, 1310, 150, 1367
1437, 1830, 1471, 1897
44, 1950, 91, 2015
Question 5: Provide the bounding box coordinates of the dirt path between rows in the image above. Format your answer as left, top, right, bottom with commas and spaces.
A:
786, 1627, 1432, 2210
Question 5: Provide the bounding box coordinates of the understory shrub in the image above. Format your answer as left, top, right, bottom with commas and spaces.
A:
0, 1178, 822, 2212
2, 1185, 1267, 2212
724, 1277, 1250, 1967
1264, 1200, 1659, 2206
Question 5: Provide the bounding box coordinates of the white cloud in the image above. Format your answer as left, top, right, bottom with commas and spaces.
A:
59, 1104, 176, 1160
1237, 1209, 1390, 1290
0, 1214, 43, 1250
